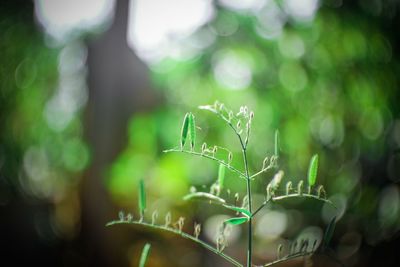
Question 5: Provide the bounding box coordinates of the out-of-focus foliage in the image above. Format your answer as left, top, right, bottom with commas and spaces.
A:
0, 3, 89, 238
109, 1, 400, 265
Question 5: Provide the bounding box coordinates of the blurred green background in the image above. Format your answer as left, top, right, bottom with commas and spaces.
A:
1, 0, 400, 266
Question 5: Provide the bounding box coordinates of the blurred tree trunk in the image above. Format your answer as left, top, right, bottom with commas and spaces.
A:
83, 0, 158, 266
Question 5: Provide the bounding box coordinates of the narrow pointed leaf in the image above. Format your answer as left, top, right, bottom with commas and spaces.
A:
223, 205, 251, 218
180, 113, 190, 149
189, 113, 196, 148
323, 216, 336, 249
218, 164, 225, 190
307, 154, 319, 186
224, 217, 249, 225
183, 192, 226, 204
139, 243, 151, 267
139, 179, 146, 217
275, 129, 280, 158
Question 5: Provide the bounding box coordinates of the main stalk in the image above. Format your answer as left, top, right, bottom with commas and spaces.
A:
242, 148, 252, 267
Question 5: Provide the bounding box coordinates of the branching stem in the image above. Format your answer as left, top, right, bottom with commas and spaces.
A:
106, 220, 243, 267
252, 193, 337, 218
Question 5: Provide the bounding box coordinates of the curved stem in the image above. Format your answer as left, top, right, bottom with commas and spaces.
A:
106, 220, 243, 267
260, 251, 314, 267
258, 250, 346, 267
252, 193, 337, 218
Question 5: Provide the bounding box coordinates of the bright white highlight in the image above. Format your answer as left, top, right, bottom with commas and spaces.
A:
128, 0, 214, 63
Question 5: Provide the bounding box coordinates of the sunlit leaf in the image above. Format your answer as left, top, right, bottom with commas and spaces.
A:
224, 217, 249, 225
323, 216, 336, 249
139, 243, 151, 267
139, 179, 146, 217
180, 113, 190, 149
218, 163, 225, 190
183, 192, 226, 204
189, 113, 196, 149
307, 154, 319, 187
223, 204, 251, 218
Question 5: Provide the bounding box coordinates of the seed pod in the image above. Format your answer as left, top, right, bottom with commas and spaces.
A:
243, 106, 248, 115
151, 210, 158, 224
277, 244, 283, 259
201, 142, 207, 153
241, 195, 249, 209
250, 111, 254, 119
180, 113, 190, 149
312, 239, 318, 251
164, 212, 171, 227
210, 183, 220, 196
292, 241, 298, 254
190, 186, 197, 193
317, 185, 326, 198
236, 120, 241, 129
194, 223, 201, 238
286, 181, 293, 195
118, 211, 125, 221
228, 152, 233, 165
266, 183, 273, 200
177, 217, 185, 231
228, 111, 233, 121
301, 239, 309, 252
126, 213, 133, 222
270, 170, 284, 191
262, 156, 269, 170
298, 180, 304, 195
234, 192, 239, 205
212, 146, 218, 155
219, 103, 224, 111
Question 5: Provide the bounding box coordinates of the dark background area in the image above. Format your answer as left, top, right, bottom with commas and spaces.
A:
1, 0, 400, 266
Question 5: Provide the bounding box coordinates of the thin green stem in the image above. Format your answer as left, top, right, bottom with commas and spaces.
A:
235, 126, 253, 267
252, 193, 337, 218
106, 220, 243, 267
260, 251, 314, 267
164, 148, 246, 179
258, 250, 345, 267
243, 149, 253, 267
249, 165, 274, 180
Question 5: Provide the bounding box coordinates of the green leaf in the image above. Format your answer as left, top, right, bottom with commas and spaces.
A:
139, 179, 146, 217
307, 154, 319, 187
323, 216, 336, 249
224, 217, 249, 225
139, 243, 151, 267
274, 129, 280, 158
223, 205, 251, 218
183, 192, 226, 204
189, 113, 196, 149
218, 164, 225, 190
180, 113, 190, 149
